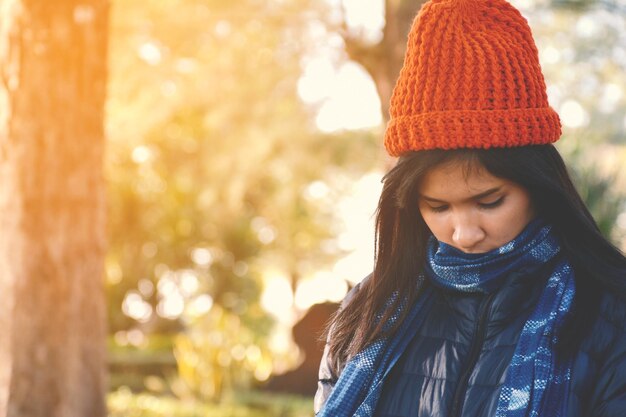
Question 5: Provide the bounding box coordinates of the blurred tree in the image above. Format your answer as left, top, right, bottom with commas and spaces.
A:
106, 0, 380, 397
332, 0, 625, 145
0, 1, 108, 416
329, 0, 626, 240
332, 0, 428, 123
522, 1, 626, 241
173, 305, 275, 401
551, 0, 626, 12
105, 0, 625, 400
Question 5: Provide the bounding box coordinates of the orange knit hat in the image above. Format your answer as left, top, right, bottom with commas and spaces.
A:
384, 0, 562, 157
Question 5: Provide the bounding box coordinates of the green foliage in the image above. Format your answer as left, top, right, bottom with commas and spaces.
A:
105, 0, 626, 403
108, 334, 177, 393
171, 305, 274, 401
506, 1, 626, 245
565, 153, 626, 242
576, 169, 624, 241
106, 0, 379, 398
528, 3, 626, 147
108, 388, 313, 417
550, 0, 626, 13
106, 0, 377, 327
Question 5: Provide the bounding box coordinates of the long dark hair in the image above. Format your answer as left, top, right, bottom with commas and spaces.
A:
326, 144, 626, 376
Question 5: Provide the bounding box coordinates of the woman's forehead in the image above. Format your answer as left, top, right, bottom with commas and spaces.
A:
418, 160, 508, 197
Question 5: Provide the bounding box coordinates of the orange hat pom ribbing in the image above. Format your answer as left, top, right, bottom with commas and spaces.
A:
384, 0, 562, 156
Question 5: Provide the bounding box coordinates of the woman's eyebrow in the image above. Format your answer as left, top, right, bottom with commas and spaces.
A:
420, 187, 502, 203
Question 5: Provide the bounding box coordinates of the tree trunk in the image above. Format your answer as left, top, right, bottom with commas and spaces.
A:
0, 1, 108, 416
342, 0, 427, 124
339, 0, 426, 166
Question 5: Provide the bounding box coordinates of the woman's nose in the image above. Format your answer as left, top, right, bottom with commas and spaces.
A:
452, 218, 485, 252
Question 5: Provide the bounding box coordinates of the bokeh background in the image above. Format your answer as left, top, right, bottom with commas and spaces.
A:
1, 0, 625, 416
106, 0, 626, 414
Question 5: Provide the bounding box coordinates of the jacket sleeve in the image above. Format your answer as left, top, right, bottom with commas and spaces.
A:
313, 274, 371, 415
589, 335, 626, 416
587, 295, 626, 417
313, 325, 338, 415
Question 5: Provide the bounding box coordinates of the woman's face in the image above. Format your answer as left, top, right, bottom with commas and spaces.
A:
417, 161, 535, 254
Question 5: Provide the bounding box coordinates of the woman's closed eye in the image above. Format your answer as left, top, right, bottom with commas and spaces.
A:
478, 196, 505, 209
425, 196, 505, 213
427, 204, 449, 213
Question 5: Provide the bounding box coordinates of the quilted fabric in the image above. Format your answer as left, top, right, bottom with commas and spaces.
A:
317, 221, 576, 416
315, 272, 626, 417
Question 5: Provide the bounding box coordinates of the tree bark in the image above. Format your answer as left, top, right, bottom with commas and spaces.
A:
0, 1, 108, 416
341, 0, 427, 124
338, 0, 426, 166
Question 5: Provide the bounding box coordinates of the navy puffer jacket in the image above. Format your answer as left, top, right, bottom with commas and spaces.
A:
314, 267, 626, 416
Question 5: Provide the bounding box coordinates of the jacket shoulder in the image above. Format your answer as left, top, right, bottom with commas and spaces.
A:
597, 290, 626, 332
576, 289, 626, 416
580, 289, 626, 359
314, 272, 372, 415
340, 272, 371, 308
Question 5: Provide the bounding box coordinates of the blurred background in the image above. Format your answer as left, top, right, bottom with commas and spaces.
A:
1, 0, 625, 416
106, 0, 626, 414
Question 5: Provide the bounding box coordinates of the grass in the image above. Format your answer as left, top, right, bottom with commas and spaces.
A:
108, 387, 314, 417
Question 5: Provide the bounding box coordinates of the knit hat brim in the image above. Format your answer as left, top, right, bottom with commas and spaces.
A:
384, 106, 562, 156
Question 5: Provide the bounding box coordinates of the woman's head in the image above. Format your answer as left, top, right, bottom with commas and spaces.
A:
417, 157, 535, 253
328, 143, 625, 373
378, 0, 568, 251
379, 145, 596, 257
326, 0, 626, 372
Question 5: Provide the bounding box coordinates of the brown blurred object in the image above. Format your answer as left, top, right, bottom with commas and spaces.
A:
265, 302, 339, 396
336, 0, 428, 169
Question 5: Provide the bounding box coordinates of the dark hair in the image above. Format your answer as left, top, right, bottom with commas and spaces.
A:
326, 144, 626, 376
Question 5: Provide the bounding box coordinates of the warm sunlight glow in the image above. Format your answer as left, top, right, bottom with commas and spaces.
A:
156, 272, 186, 319
122, 291, 153, 322
294, 271, 348, 309
260, 273, 294, 320
131, 145, 152, 164
295, 172, 384, 311
332, 172, 383, 284
191, 247, 214, 266
114, 329, 147, 348
342, 0, 385, 42
560, 99, 590, 128
298, 57, 335, 104
599, 83, 623, 113
186, 294, 214, 317
298, 0, 385, 133
138, 41, 162, 65
251, 217, 277, 245
157, 292, 185, 319
324, 0, 385, 42
314, 62, 382, 132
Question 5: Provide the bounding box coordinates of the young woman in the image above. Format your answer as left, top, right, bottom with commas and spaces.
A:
314, 0, 626, 416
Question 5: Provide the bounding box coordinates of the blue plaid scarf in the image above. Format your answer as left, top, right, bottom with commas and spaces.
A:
318, 219, 575, 417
